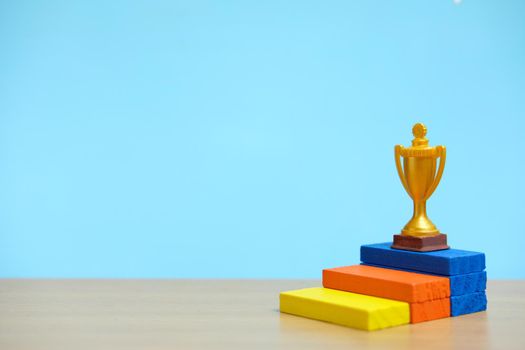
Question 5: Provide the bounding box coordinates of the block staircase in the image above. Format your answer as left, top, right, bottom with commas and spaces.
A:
279, 242, 487, 331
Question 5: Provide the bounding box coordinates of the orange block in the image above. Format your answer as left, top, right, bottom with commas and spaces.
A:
411, 298, 450, 323
323, 265, 451, 323
323, 265, 450, 302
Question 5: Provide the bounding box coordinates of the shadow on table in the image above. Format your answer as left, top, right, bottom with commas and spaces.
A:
277, 310, 490, 350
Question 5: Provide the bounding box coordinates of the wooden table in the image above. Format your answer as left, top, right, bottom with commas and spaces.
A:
0, 280, 523, 350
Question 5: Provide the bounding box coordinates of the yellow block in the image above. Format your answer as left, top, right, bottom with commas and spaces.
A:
280, 287, 410, 331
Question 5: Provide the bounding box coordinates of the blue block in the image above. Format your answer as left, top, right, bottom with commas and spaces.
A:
362, 263, 487, 296
451, 291, 487, 316
360, 242, 485, 276
449, 271, 487, 295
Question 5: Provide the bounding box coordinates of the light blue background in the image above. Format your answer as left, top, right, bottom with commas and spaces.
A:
1, 0, 524, 278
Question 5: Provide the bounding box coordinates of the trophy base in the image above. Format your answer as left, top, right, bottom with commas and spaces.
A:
391, 234, 449, 252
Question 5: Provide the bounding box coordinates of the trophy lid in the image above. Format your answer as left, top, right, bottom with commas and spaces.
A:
398, 123, 440, 157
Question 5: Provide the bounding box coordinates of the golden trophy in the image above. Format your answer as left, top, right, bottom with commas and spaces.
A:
391, 123, 450, 252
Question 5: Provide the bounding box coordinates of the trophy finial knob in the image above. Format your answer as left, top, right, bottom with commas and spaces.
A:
412, 123, 427, 138
411, 123, 429, 147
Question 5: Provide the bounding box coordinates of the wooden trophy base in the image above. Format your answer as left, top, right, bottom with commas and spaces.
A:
391, 233, 449, 252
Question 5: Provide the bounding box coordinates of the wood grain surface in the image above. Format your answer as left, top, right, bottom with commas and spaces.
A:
0, 280, 523, 350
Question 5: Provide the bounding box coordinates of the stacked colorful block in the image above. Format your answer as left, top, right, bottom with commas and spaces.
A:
361, 242, 487, 317
279, 242, 487, 331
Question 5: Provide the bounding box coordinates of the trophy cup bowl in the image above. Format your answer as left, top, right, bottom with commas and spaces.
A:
391, 123, 449, 252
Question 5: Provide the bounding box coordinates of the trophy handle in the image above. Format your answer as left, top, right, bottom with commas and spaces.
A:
424, 145, 446, 199
394, 145, 413, 200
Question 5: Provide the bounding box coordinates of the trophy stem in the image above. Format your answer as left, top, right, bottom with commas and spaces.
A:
401, 200, 439, 237
392, 198, 449, 252
413, 201, 427, 223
